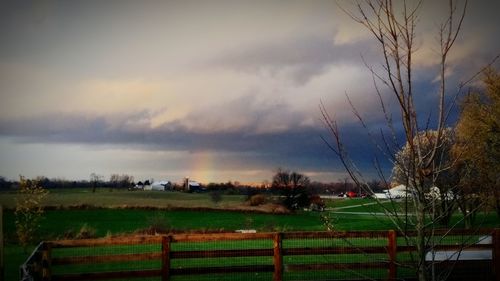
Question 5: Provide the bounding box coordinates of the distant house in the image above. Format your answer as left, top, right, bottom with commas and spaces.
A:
133, 181, 144, 190
150, 180, 172, 191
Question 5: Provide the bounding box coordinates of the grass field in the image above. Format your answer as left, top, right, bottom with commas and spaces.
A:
2, 188, 499, 281
0, 188, 247, 209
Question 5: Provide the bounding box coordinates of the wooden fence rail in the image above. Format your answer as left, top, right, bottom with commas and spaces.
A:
20, 229, 500, 281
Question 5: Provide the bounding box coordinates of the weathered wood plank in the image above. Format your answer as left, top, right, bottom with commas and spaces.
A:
41, 242, 52, 281
171, 232, 274, 242
493, 228, 500, 281
49, 236, 162, 248
283, 246, 388, 256
273, 233, 282, 281
286, 262, 389, 271
170, 265, 274, 275
52, 252, 161, 265
283, 231, 389, 239
387, 230, 397, 281
161, 235, 170, 281
171, 248, 273, 259
52, 269, 161, 281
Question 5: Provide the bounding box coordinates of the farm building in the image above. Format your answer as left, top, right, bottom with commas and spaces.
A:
137, 180, 171, 191
183, 178, 205, 192
378, 185, 455, 200
373, 185, 414, 199
150, 180, 172, 191
386, 184, 414, 198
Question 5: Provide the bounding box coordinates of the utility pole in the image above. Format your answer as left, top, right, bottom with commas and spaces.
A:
343, 177, 348, 195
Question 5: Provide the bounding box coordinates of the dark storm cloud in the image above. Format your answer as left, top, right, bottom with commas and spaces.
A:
0, 107, 386, 173
0, 109, 318, 152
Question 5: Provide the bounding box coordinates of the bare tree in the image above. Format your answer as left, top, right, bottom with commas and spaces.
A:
272, 168, 311, 210
318, 1, 490, 280
90, 173, 103, 193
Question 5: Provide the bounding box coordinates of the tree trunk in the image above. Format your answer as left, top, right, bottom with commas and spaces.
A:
415, 199, 428, 281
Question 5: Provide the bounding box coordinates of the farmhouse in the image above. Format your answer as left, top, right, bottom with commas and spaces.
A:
150, 180, 172, 191
137, 180, 171, 191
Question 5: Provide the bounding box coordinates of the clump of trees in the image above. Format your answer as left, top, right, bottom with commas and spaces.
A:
271, 168, 312, 210
108, 174, 135, 190
454, 68, 500, 218
390, 69, 500, 229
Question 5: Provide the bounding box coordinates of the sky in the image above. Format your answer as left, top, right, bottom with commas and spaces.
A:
0, 0, 499, 184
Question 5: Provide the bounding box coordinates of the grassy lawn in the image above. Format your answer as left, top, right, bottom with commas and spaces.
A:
3, 208, 327, 241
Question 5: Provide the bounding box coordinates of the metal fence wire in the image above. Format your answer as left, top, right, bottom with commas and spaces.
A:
20, 229, 499, 281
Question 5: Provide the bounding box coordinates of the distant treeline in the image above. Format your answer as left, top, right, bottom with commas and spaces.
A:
0, 175, 388, 195
0, 175, 135, 190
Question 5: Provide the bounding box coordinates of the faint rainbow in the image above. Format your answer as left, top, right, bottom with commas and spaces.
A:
189, 151, 215, 184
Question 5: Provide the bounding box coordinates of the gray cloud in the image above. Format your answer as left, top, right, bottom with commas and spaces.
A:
206, 34, 376, 85
0, 107, 393, 178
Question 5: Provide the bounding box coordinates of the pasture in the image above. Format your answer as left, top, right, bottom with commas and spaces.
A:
2, 188, 499, 280
0, 188, 247, 210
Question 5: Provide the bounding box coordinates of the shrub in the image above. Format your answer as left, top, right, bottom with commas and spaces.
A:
309, 195, 326, 211
15, 176, 48, 251
209, 190, 223, 205
248, 194, 267, 206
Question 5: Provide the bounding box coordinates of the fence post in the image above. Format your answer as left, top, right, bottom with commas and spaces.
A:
162, 235, 171, 281
0, 205, 3, 281
493, 229, 500, 281
387, 230, 397, 281
273, 232, 283, 281
41, 242, 51, 281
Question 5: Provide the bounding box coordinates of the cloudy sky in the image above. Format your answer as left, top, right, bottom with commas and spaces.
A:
0, 0, 499, 184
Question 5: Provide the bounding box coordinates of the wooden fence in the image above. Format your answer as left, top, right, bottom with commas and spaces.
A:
20, 229, 500, 281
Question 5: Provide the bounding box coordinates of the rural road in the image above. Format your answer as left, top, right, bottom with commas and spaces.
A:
328, 201, 379, 210
328, 211, 416, 216
325, 201, 416, 216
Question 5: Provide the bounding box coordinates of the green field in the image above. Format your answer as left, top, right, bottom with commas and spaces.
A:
0, 188, 247, 209
2, 188, 499, 281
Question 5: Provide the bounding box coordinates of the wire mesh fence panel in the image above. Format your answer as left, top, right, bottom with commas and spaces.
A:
282, 234, 391, 281
49, 236, 163, 281
170, 238, 274, 281
20, 229, 498, 281
395, 230, 495, 281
